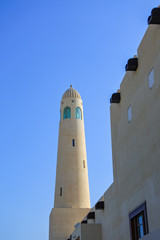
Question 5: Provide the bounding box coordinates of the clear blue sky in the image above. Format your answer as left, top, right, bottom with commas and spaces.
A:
0, 1, 159, 240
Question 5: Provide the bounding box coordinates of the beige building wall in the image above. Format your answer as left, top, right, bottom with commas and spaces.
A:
71, 223, 102, 240
50, 10, 160, 240
70, 20, 160, 240
94, 24, 160, 240
49, 208, 90, 240
141, 229, 160, 240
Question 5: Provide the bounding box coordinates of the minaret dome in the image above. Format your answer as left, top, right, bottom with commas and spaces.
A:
62, 85, 81, 100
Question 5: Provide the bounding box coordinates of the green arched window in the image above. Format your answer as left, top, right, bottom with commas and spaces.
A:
75, 107, 82, 120
63, 107, 71, 119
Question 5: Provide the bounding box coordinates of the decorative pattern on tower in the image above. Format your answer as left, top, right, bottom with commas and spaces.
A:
62, 85, 81, 99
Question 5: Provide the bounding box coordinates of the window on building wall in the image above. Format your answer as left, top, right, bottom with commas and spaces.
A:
75, 107, 82, 120
83, 160, 85, 168
128, 105, 132, 122
129, 202, 149, 240
63, 107, 71, 119
148, 68, 154, 89
60, 187, 62, 196
72, 139, 75, 147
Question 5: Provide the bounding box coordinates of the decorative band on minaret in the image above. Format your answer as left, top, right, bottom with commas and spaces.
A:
49, 86, 90, 240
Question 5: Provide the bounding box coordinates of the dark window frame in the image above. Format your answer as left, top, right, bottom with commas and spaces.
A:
72, 139, 75, 147
129, 202, 149, 240
60, 187, 62, 196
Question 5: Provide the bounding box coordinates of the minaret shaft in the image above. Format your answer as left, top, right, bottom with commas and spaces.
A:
54, 97, 90, 208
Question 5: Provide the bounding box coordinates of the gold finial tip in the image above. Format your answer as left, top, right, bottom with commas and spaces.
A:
70, 85, 72, 88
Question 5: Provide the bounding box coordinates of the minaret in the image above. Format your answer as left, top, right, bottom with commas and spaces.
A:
49, 86, 90, 240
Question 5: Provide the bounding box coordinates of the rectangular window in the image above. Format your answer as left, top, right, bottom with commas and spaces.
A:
60, 187, 62, 196
128, 105, 132, 122
72, 139, 75, 147
129, 202, 149, 240
83, 160, 85, 168
148, 68, 154, 89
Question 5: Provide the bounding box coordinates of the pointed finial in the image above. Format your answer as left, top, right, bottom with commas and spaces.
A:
70, 85, 72, 88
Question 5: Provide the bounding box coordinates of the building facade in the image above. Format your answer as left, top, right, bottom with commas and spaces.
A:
69, 6, 160, 240
49, 6, 160, 240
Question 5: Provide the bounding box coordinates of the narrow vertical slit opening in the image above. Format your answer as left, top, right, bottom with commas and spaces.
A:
83, 160, 85, 168
60, 187, 62, 196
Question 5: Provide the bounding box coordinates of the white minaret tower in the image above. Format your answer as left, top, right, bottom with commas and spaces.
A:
49, 86, 90, 240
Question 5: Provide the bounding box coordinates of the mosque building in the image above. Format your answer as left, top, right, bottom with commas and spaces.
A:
49, 6, 160, 240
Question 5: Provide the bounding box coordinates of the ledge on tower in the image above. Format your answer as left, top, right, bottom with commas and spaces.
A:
95, 201, 104, 210
110, 92, 121, 104
125, 57, 138, 71
148, 7, 160, 25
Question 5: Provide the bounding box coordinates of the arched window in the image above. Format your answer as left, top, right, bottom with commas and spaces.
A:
75, 107, 82, 120
63, 107, 71, 119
